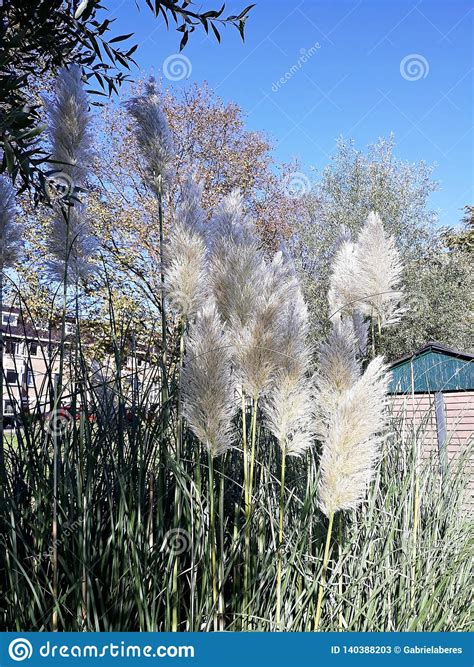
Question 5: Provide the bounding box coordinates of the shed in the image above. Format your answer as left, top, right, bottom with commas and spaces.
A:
389, 342, 473, 394
388, 342, 473, 503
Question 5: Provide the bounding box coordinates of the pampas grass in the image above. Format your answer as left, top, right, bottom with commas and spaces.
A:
317, 352, 390, 515
209, 189, 263, 329
263, 275, 315, 458
45, 66, 96, 283
126, 80, 175, 381
126, 80, 174, 195
165, 177, 208, 319
46, 203, 97, 283
0, 279, 472, 633
182, 300, 237, 457
328, 238, 359, 321
44, 64, 97, 631
328, 212, 403, 355
1, 123, 471, 636
313, 326, 390, 629
46, 64, 93, 188
355, 211, 404, 327
314, 211, 397, 628
0, 176, 23, 266
261, 270, 316, 627
313, 212, 400, 629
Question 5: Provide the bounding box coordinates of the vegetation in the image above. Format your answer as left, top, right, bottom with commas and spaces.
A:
0, 0, 253, 194
290, 136, 473, 358
0, 70, 472, 633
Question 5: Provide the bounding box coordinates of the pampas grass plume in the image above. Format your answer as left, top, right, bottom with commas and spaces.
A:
126, 80, 174, 194
317, 337, 390, 516
355, 211, 404, 325
0, 176, 23, 266
182, 300, 237, 457
46, 64, 93, 187
165, 177, 208, 319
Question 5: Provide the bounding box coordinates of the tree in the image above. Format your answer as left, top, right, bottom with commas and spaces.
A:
0, 0, 254, 195
289, 135, 473, 359
382, 236, 473, 358
84, 81, 300, 316
13, 80, 302, 358
443, 205, 474, 254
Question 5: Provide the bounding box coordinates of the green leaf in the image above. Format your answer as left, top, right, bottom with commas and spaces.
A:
109, 33, 134, 44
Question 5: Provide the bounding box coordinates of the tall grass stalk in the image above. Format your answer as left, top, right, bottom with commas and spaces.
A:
275, 442, 286, 629
314, 511, 334, 631
0, 348, 472, 631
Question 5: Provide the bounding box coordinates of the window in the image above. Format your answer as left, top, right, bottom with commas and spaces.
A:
28, 342, 39, 357
2, 312, 18, 327
65, 322, 75, 335
26, 370, 34, 387
3, 400, 14, 415
6, 369, 18, 385
4, 340, 20, 356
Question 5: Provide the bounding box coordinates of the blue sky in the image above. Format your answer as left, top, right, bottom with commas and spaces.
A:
111, 0, 473, 227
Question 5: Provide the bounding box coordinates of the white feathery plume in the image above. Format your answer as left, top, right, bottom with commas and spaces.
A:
264, 374, 315, 457
327, 239, 359, 321
262, 280, 316, 457
354, 211, 404, 326
182, 300, 237, 457
46, 64, 93, 188
126, 79, 174, 194
45, 66, 97, 282
0, 176, 23, 266
274, 275, 311, 383
317, 354, 390, 516
316, 321, 361, 420
232, 251, 296, 397
175, 176, 207, 235
164, 177, 208, 319
207, 189, 255, 248
208, 189, 263, 328
46, 203, 98, 283
316, 230, 393, 515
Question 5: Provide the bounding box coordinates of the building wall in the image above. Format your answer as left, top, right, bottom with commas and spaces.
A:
2, 338, 60, 416
389, 391, 474, 506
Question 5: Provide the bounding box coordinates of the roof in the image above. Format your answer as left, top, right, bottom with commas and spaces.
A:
1, 305, 74, 344
388, 341, 474, 394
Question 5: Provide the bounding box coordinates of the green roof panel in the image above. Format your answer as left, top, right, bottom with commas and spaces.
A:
388, 344, 474, 394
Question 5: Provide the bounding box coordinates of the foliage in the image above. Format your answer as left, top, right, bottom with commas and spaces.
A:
0, 322, 471, 630
380, 237, 474, 358
443, 205, 474, 254
290, 136, 472, 359
0, 0, 253, 194
0, 72, 472, 634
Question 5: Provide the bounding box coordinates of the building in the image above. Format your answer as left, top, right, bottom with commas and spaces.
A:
388, 342, 473, 502
1, 306, 68, 424
1, 305, 160, 426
